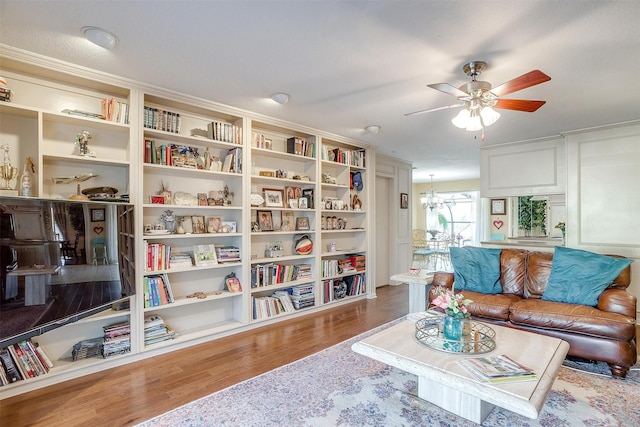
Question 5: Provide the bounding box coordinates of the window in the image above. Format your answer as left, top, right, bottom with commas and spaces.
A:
513, 196, 548, 237
425, 191, 479, 245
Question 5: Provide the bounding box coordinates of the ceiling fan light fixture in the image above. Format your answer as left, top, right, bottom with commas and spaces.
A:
465, 113, 483, 132
82, 26, 118, 50
451, 109, 470, 128
480, 106, 500, 127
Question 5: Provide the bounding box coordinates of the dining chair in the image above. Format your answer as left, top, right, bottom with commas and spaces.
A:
412, 229, 434, 268
91, 237, 109, 265
433, 233, 452, 270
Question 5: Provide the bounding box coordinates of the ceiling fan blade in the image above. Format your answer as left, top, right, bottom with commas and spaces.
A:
491, 70, 551, 97
494, 99, 546, 112
405, 103, 464, 117
427, 83, 468, 98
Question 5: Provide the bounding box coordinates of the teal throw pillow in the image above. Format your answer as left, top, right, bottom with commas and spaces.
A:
450, 246, 502, 294
542, 246, 633, 306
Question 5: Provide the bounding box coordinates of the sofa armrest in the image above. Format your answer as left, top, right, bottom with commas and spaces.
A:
428, 272, 455, 303
597, 288, 637, 319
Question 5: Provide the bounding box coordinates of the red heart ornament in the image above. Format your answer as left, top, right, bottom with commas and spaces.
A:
493, 220, 504, 230
93, 226, 104, 235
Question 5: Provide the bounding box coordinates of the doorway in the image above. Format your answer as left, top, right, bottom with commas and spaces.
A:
375, 175, 392, 287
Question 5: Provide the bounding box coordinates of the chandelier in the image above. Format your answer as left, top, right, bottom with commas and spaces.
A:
420, 174, 443, 210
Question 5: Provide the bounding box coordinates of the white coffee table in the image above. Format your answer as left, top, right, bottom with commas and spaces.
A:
352, 319, 569, 423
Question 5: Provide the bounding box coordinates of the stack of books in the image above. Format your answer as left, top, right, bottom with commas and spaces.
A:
169, 252, 193, 269
144, 315, 178, 345
289, 284, 315, 310
102, 322, 131, 358
215, 245, 241, 263
0, 86, 12, 102
459, 354, 538, 384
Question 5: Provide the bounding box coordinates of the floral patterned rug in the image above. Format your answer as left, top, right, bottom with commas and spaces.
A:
138, 319, 640, 427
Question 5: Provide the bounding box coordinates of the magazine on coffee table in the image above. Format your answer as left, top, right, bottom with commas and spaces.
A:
459, 354, 538, 384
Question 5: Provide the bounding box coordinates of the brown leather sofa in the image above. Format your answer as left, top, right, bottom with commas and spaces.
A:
430, 248, 637, 378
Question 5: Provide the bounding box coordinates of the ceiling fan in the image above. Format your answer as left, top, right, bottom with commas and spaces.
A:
405, 61, 551, 133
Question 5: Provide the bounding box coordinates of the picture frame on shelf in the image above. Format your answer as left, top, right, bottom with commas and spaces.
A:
90, 208, 105, 222
257, 210, 274, 231
296, 216, 310, 231
150, 195, 165, 204
207, 216, 222, 233
180, 216, 193, 234
191, 215, 206, 233
491, 198, 506, 215
289, 199, 298, 209
197, 193, 208, 206
281, 210, 295, 231
264, 188, 284, 207
221, 221, 236, 233
298, 197, 308, 209
285, 186, 297, 205
193, 244, 218, 266
400, 193, 408, 209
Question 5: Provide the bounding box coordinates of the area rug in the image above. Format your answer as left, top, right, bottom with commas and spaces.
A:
138, 318, 640, 427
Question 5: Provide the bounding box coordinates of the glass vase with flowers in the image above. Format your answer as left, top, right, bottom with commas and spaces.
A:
430, 283, 472, 342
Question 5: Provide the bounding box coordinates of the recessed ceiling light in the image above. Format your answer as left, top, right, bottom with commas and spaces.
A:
82, 26, 119, 50
271, 92, 290, 104
365, 125, 381, 134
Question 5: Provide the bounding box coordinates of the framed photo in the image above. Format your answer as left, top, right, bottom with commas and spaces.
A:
193, 244, 218, 266
257, 210, 274, 231
288, 198, 298, 209
90, 208, 105, 222
400, 193, 408, 209
197, 193, 208, 206
281, 210, 295, 231
284, 186, 297, 205
191, 215, 206, 233
263, 188, 284, 207
207, 216, 222, 233
225, 276, 242, 293
491, 198, 507, 215
180, 216, 193, 234
221, 221, 236, 233
298, 197, 308, 209
296, 216, 310, 231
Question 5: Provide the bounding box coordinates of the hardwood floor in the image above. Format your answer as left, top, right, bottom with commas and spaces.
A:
0, 284, 409, 427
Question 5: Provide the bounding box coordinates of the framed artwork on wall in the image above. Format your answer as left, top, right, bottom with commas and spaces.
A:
400, 193, 408, 209
491, 198, 506, 215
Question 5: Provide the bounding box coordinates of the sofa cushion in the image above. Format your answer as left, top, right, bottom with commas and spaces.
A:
450, 247, 502, 294
462, 291, 522, 321
509, 298, 637, 341
542, 247, 633, 306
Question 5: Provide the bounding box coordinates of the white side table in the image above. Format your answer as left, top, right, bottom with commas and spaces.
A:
390, 271, 434, 313
7, 265, 59, 306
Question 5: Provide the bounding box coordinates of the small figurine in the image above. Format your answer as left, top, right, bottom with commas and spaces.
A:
0, 144, 17, 190
75, 130, 93, 157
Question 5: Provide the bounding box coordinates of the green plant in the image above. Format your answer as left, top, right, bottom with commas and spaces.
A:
517, 196, 547, 235
67, 204, 85, 235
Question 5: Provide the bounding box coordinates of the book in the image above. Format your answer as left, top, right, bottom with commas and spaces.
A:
459, 355, 538, 384
193, 244, 218, 266
225, 276, 242, 293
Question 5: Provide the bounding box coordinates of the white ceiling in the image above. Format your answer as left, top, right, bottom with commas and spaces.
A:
1, 1, 638, 183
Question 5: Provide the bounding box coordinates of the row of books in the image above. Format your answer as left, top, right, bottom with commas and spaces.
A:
251, 284, 315, 319
207, 120, 242, 145
324, 274, 366, 302
144, 315, 178, 346
321, 258, 357, 278
321, 146, 366, 168
0, 86, 13, 102
222, 147, 242, 174
286, 137, 316, 158
0, 340, 53, 384
144, 139, 230, 172
145, 242, 171, 271
102, 321, 131, 358
458, 354, 538, 384
144, 106, 181, 133
101, 97, 129, 124
143, 274, 174, 308
250, 263, 313, 288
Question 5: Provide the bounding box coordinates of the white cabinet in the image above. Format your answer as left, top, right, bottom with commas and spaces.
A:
480, 136, 566, 197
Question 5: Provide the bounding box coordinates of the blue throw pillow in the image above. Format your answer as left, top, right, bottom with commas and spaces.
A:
542, 247, 633, 306
450, 246, 502, 294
